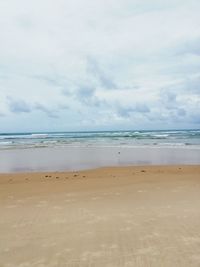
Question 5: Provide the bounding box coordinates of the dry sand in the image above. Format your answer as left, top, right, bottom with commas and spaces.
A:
0, 165, 200, 267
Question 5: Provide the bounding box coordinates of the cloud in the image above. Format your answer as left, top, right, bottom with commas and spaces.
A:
176, 37, 200, 56
76, 86, 94, 99
86, 57, 117, 90
6, 97, 59, 119
34, 103, 59, 118
117, 103, 150, 118
0, 0, 200, 131
177, 108, 186, 117
7, 97, 31, 113
75, 85, 107, 107
191, 114, 200, 124
160, 91, 177, 110
184, 76, 200, 94
31, 75, 61, 86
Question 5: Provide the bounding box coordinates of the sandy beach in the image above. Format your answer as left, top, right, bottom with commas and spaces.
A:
0, 165, 200, 266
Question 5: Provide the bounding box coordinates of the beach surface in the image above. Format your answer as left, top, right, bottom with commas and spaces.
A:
0, 146, 200, 173
0, 165, 200, 266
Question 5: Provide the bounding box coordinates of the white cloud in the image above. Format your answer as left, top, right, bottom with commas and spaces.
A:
0, 0, 200, 131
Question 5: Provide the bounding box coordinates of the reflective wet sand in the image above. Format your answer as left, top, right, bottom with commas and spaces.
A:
0, 146, 200, 172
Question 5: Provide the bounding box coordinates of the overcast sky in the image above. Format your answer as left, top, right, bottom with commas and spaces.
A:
0, 0, 200, 132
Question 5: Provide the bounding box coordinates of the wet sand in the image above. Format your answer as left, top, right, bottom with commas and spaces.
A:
0, 165, 200, 266
0, 146, 200, 172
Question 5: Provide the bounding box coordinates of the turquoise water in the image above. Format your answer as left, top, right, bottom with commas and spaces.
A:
0, 129, 200, 150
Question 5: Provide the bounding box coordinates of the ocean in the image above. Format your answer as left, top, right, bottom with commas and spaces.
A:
0, 129, 200, 150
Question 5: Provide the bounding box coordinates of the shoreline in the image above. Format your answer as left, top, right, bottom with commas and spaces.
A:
0, 145, 200, 173
0, 163, 199, 175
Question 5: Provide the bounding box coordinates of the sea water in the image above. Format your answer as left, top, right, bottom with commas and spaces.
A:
0, 129, 200, 150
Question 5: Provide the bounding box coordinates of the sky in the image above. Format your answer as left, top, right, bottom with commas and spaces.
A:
0, 0, 200, 132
